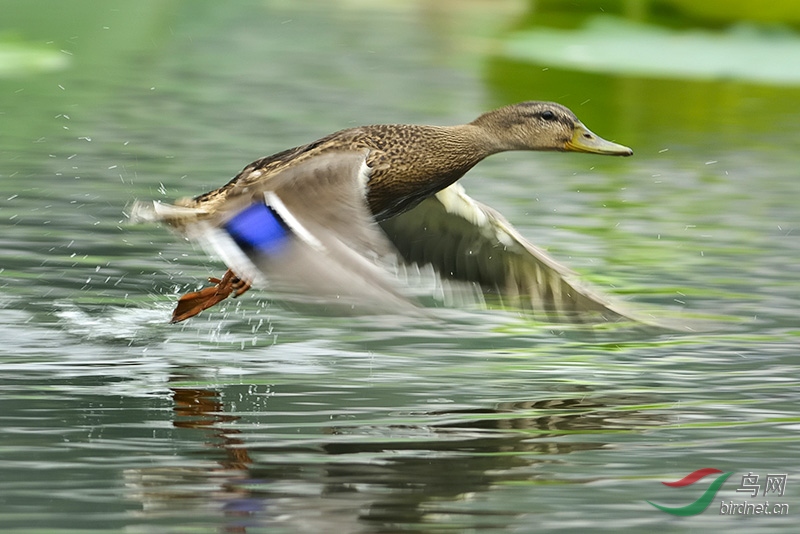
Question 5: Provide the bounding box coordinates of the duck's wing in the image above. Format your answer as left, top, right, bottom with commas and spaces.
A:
379, 183, 634, 322
133, 150, 416, 314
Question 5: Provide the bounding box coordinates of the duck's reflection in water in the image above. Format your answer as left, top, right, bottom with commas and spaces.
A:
124, 380, 665, 532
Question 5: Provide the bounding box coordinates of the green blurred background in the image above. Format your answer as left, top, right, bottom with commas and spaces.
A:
1, 1, 798, 532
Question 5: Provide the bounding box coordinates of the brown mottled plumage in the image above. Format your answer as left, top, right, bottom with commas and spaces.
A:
132, 101, 634, 323
180, 101, 627, 220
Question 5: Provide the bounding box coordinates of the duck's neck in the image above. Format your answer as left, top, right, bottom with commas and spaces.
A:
367, 124, 502, 220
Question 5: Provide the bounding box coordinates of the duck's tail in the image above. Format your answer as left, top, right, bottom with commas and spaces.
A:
127, 200, 208, 229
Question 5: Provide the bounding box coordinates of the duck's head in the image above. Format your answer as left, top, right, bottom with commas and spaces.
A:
470, 101, 633, 156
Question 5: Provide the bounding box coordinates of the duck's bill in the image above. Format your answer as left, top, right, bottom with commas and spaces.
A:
566, 123, 633, 156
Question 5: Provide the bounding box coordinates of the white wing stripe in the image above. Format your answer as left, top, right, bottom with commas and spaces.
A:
264, 191, 325, 251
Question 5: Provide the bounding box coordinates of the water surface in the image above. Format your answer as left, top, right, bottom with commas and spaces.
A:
1, 1, 798, 532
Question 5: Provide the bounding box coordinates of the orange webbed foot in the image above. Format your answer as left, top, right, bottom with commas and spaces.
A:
170, 269, 251, 323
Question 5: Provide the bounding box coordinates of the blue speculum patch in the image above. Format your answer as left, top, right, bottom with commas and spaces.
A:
224, 201, 290, 255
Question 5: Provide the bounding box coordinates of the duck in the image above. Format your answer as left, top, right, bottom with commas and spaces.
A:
131, 101, 634, 323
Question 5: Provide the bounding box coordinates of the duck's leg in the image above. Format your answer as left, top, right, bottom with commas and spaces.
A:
230, 275, 252, 298
170, 269, 251, 323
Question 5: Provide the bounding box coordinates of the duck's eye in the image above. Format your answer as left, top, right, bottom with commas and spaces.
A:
540, 110, 556, 121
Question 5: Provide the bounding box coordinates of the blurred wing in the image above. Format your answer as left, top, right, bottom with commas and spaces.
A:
379, 183, 634, 322
134, 150, 416, 313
